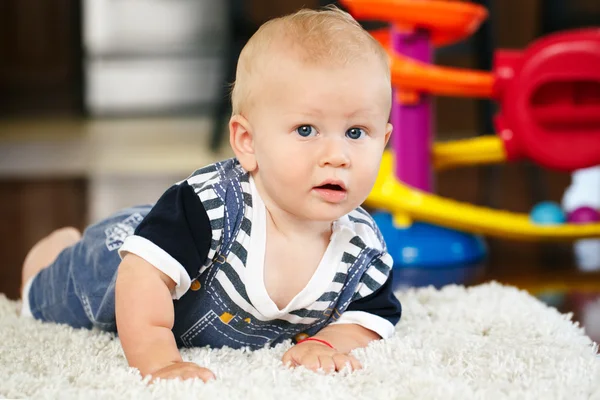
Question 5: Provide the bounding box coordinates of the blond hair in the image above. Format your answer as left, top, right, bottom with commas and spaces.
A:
230, 6, 390, 115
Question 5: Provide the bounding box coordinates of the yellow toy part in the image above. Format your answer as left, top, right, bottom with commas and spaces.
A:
433, 136, 507, 170
366, 152, 600, 241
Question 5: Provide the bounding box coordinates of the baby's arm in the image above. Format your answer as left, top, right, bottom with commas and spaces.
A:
115, 253, 214, 382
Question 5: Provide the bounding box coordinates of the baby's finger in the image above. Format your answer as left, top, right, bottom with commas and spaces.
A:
281, 351, 298, 368
332, 353, 354, 372
151, 365, 215, 383
282, 351, 291, 366
193, 367, 216, 382
300, 353, 321, 371
318, 355, 336, 373
348, 355, 362, 371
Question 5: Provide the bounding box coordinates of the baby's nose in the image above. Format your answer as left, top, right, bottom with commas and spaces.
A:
319, 137, 351, 168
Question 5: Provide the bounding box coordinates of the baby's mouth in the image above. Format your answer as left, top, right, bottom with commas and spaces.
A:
316, 183, 345, 192
313, 182, 348, 203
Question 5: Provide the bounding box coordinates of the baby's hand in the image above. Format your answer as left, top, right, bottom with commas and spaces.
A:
148, 361, 215, 382
282, 340, 362, 373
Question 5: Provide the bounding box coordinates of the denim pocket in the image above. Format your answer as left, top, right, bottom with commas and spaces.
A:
179, 310, 272, 349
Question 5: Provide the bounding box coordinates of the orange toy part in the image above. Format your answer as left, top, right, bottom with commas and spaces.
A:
391, 53, 494, 98
342, 0, 488, 46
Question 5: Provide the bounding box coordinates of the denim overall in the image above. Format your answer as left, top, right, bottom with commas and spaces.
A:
28, 159, 382, 350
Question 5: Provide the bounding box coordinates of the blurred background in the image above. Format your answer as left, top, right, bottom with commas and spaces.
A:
0, 0, 599, 337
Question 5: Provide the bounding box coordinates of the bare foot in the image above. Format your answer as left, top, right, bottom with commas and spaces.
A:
21, 227, 82, 296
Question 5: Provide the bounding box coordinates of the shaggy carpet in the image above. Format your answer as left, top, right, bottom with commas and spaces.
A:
1, 282, 599, 399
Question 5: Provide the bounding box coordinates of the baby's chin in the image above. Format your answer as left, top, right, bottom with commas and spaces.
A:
298, 202, 360, 223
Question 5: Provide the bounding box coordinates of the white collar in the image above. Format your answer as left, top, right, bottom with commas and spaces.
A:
244, 176, 357, 318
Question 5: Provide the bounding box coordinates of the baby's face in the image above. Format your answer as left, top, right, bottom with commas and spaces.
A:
248, 54, 392, 223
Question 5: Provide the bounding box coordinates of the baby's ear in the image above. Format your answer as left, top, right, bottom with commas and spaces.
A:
384, 123, 393, 146
229, 115, 257, 172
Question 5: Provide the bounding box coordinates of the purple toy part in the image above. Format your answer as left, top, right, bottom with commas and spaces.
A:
567, 206, 600, 224
391, 27, 434, 192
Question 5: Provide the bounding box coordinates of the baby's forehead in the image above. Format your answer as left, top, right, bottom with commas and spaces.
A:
262, 51, 388, 91
256, 45, 387, 81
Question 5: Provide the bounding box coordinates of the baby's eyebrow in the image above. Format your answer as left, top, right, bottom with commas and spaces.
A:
345, 109, 381, 119
284, 108, 382, 120
292, 108, 325, 117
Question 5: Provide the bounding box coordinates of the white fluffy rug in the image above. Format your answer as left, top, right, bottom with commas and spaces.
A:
2, 282, 599, 400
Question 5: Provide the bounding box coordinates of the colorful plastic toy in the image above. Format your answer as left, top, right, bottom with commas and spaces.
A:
341, 0, 600, 287
529, 202, 567, 225
372, 212, 486, 289
494, 30, 600, 171
568, 207, 600, 224
340, 0, 600, 242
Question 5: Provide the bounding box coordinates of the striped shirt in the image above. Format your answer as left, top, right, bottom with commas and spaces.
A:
120, 158, 401, 341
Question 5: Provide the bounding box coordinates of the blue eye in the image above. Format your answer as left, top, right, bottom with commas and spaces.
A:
296, 125, 316, 137
346, 127, 366, 140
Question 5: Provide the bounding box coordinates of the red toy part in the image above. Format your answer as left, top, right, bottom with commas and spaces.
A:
492, 29, 600, 172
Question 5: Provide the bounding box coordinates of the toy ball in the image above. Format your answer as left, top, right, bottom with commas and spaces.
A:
567, 206, 600, 224
529, 201, 567, 225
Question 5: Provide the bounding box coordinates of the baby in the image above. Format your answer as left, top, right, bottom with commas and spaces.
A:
20, 6, 401, 382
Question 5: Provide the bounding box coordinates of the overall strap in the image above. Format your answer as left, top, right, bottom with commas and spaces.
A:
309, 239, 382, 334
201, 159, 248, 280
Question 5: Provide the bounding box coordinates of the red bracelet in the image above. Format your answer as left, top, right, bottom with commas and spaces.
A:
297, 337, 335, 349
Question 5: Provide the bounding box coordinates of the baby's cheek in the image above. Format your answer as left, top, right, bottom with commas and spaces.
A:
268, 158, 300, 186
276, 153, 304, 175
357, 161, 380, 189
269, 144, 295, 166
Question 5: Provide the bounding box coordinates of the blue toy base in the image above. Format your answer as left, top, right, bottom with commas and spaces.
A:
372, 212, 487, 290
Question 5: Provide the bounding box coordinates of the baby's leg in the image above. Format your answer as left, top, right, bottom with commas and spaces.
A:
21, 227, 82, 296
